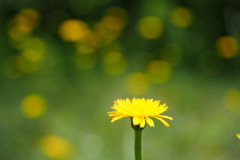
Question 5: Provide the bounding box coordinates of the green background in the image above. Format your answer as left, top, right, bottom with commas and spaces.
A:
0, 0, 240, 159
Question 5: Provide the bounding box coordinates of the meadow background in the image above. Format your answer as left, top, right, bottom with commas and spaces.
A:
0, 0, 240, 159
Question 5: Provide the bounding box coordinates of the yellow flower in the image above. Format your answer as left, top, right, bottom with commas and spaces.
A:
107, 98, 173, 128
237, 133, 240, 139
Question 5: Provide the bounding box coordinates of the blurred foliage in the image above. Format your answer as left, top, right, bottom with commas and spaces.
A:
1, 0, 240, 159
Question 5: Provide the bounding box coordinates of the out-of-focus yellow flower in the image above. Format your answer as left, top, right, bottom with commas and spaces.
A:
138, 16, 163, 39
147, 60, 171, 84
125, 72, 150, 95
21, 49, 43, 62
94, 22, 119, 41
75, 31, 101, 53
170, 7, 193, 28
107, 98, 173, 128
102, 51, 127, 75
59, 19, 90, 42
102, 16, 125, 31
216, 36, 238, 58
19, 8, 40, 27
237, 134, 240, 139
224, 89, 240, 111
20, 37, 46, 61
12, 54, 41, 73
95, 7, 127, 42
103, 7, 128, 31
21, 94, 46, 118
8, 8, 40, 40
39, 135, 72, 159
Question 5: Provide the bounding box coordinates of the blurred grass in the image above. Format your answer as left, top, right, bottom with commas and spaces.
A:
1, 0, 240, 159
1, 65, 240, 160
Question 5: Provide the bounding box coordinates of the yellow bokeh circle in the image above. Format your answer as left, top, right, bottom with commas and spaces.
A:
216, 36, 238, 58
147, 60, 171, 84
224, 89, 240, 112
102, 7, 128, 31
125, 72, 150, 95
59, 19, 90, 42
237, 134, 240, 140
20, 94, 46, 118
102, 52, 127, 75
39, 135, 72, 159
8, 8, 40, 40
138, 16, 164, 39
170, 7, 193, 28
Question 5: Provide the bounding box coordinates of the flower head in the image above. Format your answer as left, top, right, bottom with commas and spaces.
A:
107, 98, 173, 128
237, 133, 240, 140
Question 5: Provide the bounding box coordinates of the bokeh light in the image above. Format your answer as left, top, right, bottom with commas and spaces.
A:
125, 72, 150, 95
102, 51, 127, 75
20, 94, 47, 119
39, 135, 72, 159
75, 31, 101, 54
94, 22, 119, 42
237, 134, 240, 140
102, 7, 128, 31
14, 54, 40, 73
146, 60, 171, 84
4, 54, 41, 78
170, 7, 193, 28
224, 89, 240, 112
58, 19, 90, 42
20, 37, 46, 60
8, 8, 40, 41
138, 16, 164, 39
216, 36, 238, 58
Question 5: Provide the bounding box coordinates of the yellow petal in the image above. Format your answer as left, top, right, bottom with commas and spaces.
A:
146, 117, 155, 127
237, 134, 240, 139
111, 116, 124, 122
133, 116, 141, 125
107, 98, 174, 127
108, 112, 119, 116
154, 116, 170, 127
158, 115, 173, 120
157, 105, 168, 114
140, 117, 146, 128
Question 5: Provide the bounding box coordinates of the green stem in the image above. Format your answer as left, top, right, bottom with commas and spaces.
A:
134, 127, 142, 160
131, 119, 143, 160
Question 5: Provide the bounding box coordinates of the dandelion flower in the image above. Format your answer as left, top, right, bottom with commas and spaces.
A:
237, 133, 240, 139
107, 98, 173, 128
